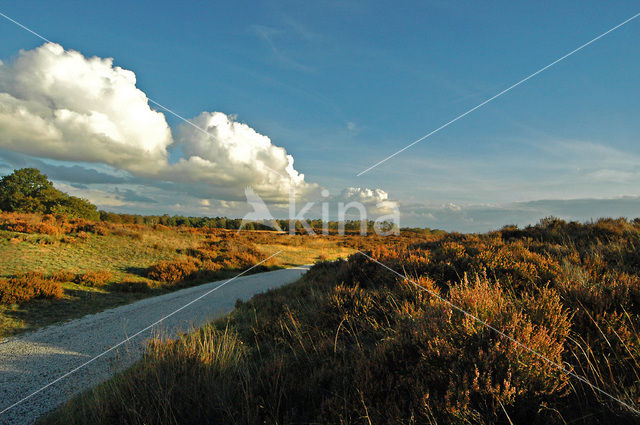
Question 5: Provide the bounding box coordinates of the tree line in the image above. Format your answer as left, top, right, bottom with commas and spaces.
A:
0, 168, 390, 233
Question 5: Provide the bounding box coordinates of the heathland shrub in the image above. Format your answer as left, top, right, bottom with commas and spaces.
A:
0, 272, 63, 304
50, 270, 76, 282
74, 270, 113, 287
42, 220, 640, 425
0, 214, 60, 234
42, 262, 573, 424
146, 259, 200, 283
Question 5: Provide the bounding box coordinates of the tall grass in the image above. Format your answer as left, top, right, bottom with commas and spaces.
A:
42, 218, 640, 424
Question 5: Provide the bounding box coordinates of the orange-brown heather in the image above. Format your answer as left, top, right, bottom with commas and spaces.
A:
42, 217, 640, 424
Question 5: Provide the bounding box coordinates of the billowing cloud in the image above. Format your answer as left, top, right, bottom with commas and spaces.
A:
0, 43, 172, 174
0, 43, 315, 202
333, 187, 399, 217
338, 187, 398, 212
171, 111, 313, 201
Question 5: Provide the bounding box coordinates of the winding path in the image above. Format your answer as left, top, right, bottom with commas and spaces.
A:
0, 266, 310, 424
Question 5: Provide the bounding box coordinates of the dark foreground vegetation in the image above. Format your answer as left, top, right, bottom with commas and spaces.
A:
42, 217, 640, 424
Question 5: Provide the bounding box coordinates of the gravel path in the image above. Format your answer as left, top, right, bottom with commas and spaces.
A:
0, 266, 309, 424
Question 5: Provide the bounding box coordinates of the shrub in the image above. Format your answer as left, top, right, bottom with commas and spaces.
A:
0, 216, 43, 234
146, 259, 200, 283
185, 247, 219, 262
35, 222, 61, 235
200, 260, 223, 273
40, 220, 640, 425
74, 270, 113, 287
50, 270, 76, 282
0, 272, 63, 304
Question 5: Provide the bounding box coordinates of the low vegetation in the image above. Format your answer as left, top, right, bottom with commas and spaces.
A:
43, 217, 640, 424
6, 167, 637, 422
0, 272, 63, 304
0, 210, 363, 338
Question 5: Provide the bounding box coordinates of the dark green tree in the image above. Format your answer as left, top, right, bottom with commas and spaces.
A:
50, 195, 99, 220
0, 168, 99, 220
0, 168, 59, 213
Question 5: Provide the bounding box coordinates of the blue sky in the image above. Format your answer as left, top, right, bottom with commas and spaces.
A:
0, 1, 639, 231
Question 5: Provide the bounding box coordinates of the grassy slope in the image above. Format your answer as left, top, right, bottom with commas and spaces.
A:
42, 219, 640, 425
0, 229, 194, 277
0, 220, 355, 338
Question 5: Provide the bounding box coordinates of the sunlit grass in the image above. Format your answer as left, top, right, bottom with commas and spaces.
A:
0, 213, 359, 338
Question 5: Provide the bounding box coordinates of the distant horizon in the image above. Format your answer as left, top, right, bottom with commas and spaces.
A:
6, 164, 640, 234
13, 164, 638, 234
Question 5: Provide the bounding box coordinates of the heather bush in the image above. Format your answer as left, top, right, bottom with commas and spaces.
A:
145, 259, 200, 283
0, 272, 63, 304
42, 219, 640, 424
74, 270, 113, 287
50, 270, 76, 282
42, 262, 585, 424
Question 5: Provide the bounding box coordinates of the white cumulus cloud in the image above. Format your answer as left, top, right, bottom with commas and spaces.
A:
0, 43, 314, 201
0, 43, 396, 212
0, 43, 172, 174
336, 187, 399, 215
171, 111, 313, 201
